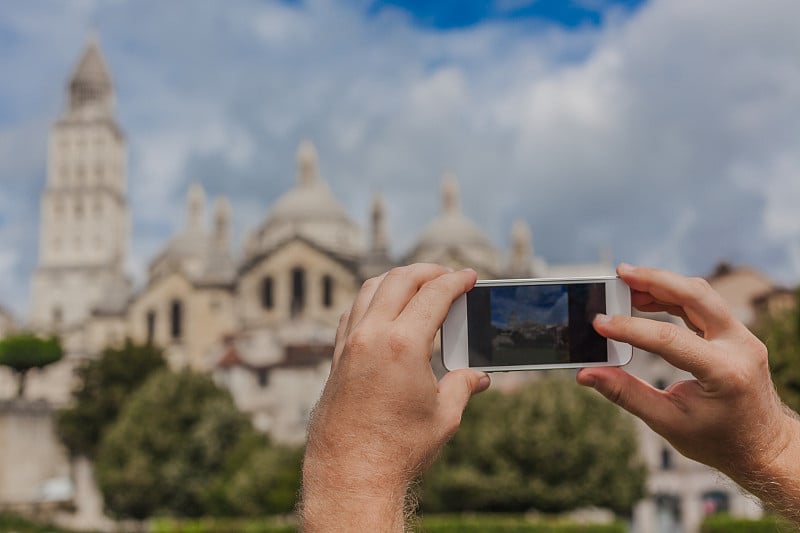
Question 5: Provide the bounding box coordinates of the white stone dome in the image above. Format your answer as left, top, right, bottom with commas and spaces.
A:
250, 140, 364, 258
406, 174, 498, 274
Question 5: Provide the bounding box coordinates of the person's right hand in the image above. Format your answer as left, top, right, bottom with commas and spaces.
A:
577, 264, 800, 520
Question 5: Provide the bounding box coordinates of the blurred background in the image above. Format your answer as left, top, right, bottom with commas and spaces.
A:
1, 1, 799, 532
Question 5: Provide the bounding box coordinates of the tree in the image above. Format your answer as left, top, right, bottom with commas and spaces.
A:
95, 369, 299, 519
421, 376, 646, 515
756, 293, 800, 414
57, 340, 166, 458
0, 333, 63, 398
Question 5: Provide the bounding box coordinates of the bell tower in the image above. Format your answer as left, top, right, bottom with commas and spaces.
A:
30, 37, 131, 331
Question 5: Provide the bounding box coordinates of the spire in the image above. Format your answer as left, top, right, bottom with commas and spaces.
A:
213, 196, 231, 250
296, 140, 319, 186
68, 36, 114, 114
441, 173, 460, 215
186, 184, 206, 231
509, 219, 533, 277
370, 193, 388, 255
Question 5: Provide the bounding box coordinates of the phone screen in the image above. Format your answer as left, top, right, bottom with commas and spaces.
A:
466, 282, 607, 367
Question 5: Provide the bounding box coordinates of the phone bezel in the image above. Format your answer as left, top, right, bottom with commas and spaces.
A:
441, 276, 632, 372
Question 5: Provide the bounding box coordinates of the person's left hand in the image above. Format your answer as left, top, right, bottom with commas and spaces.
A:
301, 264, 490, 531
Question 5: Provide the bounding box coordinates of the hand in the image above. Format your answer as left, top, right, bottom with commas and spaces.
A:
301, 264, 490, 532
577, 264, 800, 520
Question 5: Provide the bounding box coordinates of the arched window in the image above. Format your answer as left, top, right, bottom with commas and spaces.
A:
291, 267, 305, 318
170, 299, 183, 340
146, 310, 157, 345
261, 276, 274, 310
322, 275, 334, 308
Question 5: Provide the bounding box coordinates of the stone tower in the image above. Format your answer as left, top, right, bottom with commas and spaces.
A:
29, 38, 130, 331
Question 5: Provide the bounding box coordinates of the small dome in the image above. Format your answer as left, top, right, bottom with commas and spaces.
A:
407, 174, 498, 272
250, 140, 363, 258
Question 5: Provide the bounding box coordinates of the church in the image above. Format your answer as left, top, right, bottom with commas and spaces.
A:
17, 39, 613, 442
0, 39, 769, 532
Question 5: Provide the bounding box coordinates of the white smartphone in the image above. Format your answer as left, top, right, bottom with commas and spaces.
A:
441, 276, 632, 372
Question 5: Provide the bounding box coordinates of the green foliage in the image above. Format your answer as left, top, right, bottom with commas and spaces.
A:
416, 515, 626, 532
700, 513, 796, 533
151, 515, 625, 533
421, 377, 646, 515
0, 512, 103, 533
57, 340, 166, 458
222, 445, 303, 516
0, 333, 63, 397
152, 517, 296, 533
757, 295, 800, 413
95, 369, 301, 519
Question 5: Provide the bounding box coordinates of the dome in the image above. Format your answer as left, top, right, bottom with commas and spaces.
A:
407, 174, 498, 273
250, 140, 364, 258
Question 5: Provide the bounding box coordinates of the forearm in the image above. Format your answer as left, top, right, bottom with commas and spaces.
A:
299, 451, 409, 532
727, 406, 800, 524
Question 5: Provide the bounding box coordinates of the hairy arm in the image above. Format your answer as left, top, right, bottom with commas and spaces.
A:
299, 264, 489, 532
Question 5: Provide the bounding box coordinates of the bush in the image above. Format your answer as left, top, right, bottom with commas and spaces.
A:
421, 377, 645, 514
700, 513, 796, 533
151, 515, 625, 533
417, 514, 626, 532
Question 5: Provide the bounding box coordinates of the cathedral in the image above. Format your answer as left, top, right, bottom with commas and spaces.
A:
17, 39, 614, 442
0, 39, 772, 532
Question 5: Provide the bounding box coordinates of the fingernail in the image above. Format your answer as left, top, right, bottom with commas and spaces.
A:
478, 373, 491, 390
594, 313, 611, 324
617, 263, 635, 274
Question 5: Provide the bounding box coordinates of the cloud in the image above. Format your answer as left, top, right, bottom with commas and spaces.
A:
1, 0, 800, 319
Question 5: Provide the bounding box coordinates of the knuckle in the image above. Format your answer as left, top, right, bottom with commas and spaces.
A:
686, 277, 711, 300
337, 311, 350, 327
361, 276, 381, 292
656, 322, 680, 346
386, 327, 415, 355
345, 327, 372, 354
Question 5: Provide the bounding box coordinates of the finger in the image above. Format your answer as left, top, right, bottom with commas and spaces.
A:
594, 313, 716, 380
395, 269, 478, 346
365, 264, 452, 322
618, 264, 738, 338
345, 273, 387, 338
576, 367, 680, 436
331, 310, 350, 369
437, 369, 491, 438
632, 298, 703, 334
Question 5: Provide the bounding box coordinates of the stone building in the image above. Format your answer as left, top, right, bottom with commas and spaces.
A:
1, 38, 794, 533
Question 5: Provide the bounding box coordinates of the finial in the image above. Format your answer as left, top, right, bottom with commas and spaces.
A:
213, 196, 231, 247
441, 173, 460, 214
297, 140, 318, 186
187, 184, 206, 230
511, 219, 532, 259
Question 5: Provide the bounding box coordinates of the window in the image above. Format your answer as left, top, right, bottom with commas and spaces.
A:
146, 310, 156, 345
170, 299, 183, 340
52, 306, 63, 328
257, 368, 270, 387
701, 491, 730, 515
322, 275, 334, 308
660, 447, 673, 470
261, 276, 274, 310
291, 267, 305, 317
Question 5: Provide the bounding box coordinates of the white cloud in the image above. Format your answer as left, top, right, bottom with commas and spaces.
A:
2, 0, 800, 318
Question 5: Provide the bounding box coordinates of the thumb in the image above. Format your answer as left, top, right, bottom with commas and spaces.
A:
576, 367, 674, 432
437, 369, 491, 437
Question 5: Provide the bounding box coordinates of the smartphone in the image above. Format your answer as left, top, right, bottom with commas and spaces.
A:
441, 277, 632, 372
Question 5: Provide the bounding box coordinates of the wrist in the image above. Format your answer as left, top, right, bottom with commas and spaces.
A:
300, 447, 410, 532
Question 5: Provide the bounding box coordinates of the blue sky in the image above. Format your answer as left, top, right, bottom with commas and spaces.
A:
2, 0, 800, 318
369, 0, 646, 29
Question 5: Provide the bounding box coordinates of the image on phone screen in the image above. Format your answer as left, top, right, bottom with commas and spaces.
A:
466, 283, 607, 367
